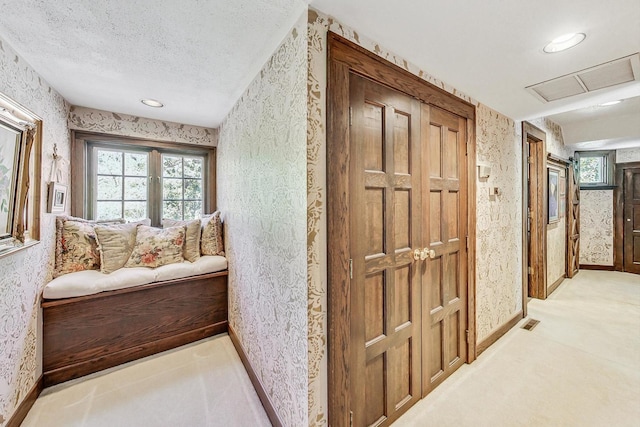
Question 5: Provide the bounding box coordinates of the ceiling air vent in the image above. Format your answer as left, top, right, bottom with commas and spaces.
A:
527, 53, 640, 102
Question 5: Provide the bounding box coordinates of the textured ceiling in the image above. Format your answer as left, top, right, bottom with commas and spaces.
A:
0, 0, 638, 147
0, 0, 306, 127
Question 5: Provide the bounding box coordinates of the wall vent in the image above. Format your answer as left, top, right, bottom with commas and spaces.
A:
527, 53, 640, 102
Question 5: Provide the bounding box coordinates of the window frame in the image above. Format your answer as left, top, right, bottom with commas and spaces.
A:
72, 132, 216, 226
575, 150, 616, 190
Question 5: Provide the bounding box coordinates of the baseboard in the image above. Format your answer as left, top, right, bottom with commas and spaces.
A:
579, 264, 615, 271
228, 325, 284, 427
6, 375, 43, 427
547, 275, 565, 296
477, 310, 524, 356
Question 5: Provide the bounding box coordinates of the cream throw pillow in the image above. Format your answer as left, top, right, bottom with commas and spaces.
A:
125, 225, 186, 268
201, 211, 224, 256
162, 218, 201, 262
94, 222, 139, 274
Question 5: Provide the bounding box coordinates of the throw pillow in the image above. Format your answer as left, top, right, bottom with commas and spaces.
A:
125, 225, 186, 268
94, 222, 140, 274
162, 218, 201, 262
55, 219, 101, 276
200, 211, 224, 256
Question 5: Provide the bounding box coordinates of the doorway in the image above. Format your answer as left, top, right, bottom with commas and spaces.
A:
522, 122, 547, 303
615, 164, 640, 273
327, 34, 476, 427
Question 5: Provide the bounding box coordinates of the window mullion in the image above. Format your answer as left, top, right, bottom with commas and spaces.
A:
150, 150, 161, 226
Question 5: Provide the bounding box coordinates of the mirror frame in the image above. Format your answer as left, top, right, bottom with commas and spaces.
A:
0, 92, 42, 257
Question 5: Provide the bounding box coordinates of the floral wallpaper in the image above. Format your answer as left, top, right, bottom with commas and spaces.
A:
475, 105, 523, 340
217, 13, 309, 427
307, 12, 328, 426
617, 147, 640, 164
580, 190, 613, 266
0, 37, 70, 426
68, 106, 217, 146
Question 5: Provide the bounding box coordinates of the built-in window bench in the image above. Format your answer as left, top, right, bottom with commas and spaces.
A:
41, 258, 228, 387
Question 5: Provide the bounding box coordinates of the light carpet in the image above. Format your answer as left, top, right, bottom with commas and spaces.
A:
392, 270, 640, 427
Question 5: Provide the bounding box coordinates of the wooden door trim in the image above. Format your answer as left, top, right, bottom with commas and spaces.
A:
615, 162, 640, 271
328, 33, 476, 120
522, 122, 547, 302
327, 33, 477, 427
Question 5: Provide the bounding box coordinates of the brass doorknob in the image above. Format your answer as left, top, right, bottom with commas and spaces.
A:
413, 249, 422, 261
422, 248, 436, 259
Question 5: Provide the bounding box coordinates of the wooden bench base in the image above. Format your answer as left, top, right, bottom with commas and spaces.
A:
42, 270, 228, 387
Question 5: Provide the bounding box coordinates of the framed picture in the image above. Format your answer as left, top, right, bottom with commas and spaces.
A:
47, 182, 67, 213
548, 169, 559, 224
559, 172, 566, 219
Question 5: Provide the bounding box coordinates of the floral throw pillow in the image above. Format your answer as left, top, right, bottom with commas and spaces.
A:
125, 225, 186, 268
162, 218, 201, 262
201, 211, 224, 256
55, 219, 101, 277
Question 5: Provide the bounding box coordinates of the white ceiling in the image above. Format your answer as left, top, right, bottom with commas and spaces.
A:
0, 0, 638, 147
0, 0, 306, 127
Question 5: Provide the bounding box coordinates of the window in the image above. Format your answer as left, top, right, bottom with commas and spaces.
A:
95, 148, 149, 221
576, 150, 615, 189
73, 134, 214, 225
161, 154, 204, 220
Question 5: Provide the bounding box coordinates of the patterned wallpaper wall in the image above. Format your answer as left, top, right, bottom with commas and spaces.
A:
475, 105, 523, 340
0, 37, 70, 426
306, 13, 329, 426
617, 147, 640, 164
217, 13, 309, 427
580, 190, 613, 265
68, 106, 217, 146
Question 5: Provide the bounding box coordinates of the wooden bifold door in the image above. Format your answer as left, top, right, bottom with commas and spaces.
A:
349, 74, 469, 426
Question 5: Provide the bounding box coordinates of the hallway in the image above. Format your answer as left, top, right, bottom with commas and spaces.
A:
20, 270, 639, 426
393, 270, 640, 426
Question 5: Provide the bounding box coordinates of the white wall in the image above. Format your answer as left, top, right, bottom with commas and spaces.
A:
217, 13, 309, 427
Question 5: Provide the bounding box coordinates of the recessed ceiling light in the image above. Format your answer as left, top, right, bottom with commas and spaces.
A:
597, 100, 623, 107
543, 33, 586, 53
141, 99, 164, 108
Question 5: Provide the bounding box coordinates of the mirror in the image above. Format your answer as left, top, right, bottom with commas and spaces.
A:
0, 121, 22, 240
0, 92, 42, 255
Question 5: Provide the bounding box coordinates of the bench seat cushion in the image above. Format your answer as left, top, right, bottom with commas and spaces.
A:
44, 255, 228, 299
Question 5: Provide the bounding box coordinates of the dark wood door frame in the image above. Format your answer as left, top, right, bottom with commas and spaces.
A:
327, 33, 477, 427
614, 161, 640, 271
522, 122, 547, 306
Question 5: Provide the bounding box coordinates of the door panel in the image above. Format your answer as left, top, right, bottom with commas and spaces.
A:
422, 105, 468, 395
350, 74, 423, 426
566, 162, 580, 278
623, 168, 640, 273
